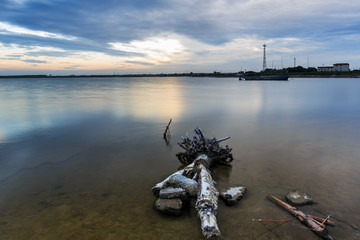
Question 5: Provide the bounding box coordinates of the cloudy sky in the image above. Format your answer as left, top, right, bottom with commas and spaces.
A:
0, 0, 359, 75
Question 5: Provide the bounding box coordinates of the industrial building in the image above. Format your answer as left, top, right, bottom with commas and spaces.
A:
318, 63, 350, 72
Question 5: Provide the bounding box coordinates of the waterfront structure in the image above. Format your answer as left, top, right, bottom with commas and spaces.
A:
262, 44, 267, 71
317, 63, 350, 72
333, 63, 350, 71
317, 66, 334, 72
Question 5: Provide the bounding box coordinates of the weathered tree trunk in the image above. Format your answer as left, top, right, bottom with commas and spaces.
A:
194, 155, 221, 238
152, 162, 194, 197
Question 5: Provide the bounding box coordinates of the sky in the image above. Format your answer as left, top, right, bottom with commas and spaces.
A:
0, 0, 360, 75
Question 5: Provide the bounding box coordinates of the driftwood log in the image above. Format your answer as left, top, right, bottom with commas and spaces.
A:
152, 154, 220, 238
152, 128, 233, 238
194, 155, 220, 237
152, 162, 195, 197
269, 196, 334, 240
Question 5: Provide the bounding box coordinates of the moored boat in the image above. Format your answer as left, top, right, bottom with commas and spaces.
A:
239, 74, 289, 81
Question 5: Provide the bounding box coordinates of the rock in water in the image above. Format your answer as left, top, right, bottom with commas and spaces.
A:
286, 190, 316, 205
219, 186, 247, 205
155, 198, 183, 216
159, 187, 186, 199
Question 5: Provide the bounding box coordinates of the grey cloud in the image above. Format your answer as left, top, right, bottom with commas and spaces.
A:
2, 0, 360, 45
0, 57, 20, 60
25, 51, 71, 57
7, 54, 22, 57
64, 65, 81, 69
125, 61, 156, 66
22, 59, 47, 63
0, 34, 144, 57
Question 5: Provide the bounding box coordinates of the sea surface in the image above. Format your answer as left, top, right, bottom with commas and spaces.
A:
0, 77, 359, 239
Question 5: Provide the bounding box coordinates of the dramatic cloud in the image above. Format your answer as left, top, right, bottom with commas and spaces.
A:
22, 59, 47, 63
0, 22, 76, 40
0, 0, 359, 74
109, 38, 182, 57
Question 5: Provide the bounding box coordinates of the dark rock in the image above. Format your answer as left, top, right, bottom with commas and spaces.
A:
159, 187, 186, 199
155, 198, 182, 216
350, 224, 359, 230
168, 174, 198, 197
220, 186, 247, 205
286, 190, 316, 205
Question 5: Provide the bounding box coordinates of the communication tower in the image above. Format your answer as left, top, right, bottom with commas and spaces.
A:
262, 44, 267, 71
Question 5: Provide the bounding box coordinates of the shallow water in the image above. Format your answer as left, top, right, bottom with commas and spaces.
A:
0, 77, 359, 239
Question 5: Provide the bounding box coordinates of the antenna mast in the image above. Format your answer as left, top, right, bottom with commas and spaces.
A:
262, 44, 267, 71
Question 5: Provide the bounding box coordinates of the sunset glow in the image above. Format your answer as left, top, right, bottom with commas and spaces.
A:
0, 0, 359, 74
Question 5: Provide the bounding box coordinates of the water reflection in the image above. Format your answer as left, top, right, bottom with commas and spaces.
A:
0, 77, 359, 239
127, 78, 184, 121
0, 77, 186, 142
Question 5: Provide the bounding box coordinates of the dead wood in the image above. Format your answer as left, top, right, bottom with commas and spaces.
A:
153, 128, 235, 238
194, 155, 221, 238
252, 218, 293, 222
176, 127, 233, 165
269, 195, 334, 240
309, 215, 335, 226
152, 162, 194, 197
163, 118, 172, 139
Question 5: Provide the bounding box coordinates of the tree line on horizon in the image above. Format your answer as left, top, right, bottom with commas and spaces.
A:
1, 66, 359, 78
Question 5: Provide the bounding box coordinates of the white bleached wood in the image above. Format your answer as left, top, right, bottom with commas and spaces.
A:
152, 153, 222, 238
195, 161, 220, 238
152, 163, 194, 196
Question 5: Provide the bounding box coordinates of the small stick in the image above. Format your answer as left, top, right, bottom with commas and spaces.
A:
252, 218, 292, 222
314, 216, 330, 231
163, 118, 172, 139
309, 215, 335, 226
216, 136, 230, 142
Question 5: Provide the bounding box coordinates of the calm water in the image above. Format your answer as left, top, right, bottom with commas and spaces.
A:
0, 77, 359, 239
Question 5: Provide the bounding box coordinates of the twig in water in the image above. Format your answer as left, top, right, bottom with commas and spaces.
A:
314, 216, 330, 231
309, 215, 335, 226
163, 118, 172, 139
252, 218, 292, 222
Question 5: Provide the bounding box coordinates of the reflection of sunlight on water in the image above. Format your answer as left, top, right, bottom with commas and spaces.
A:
228, 81, 301, 124
224, 82, 264, 131
0, 78, 185, 141
127, 79, 184, 121
0, 128, 5, 143
241, 82, 263, 114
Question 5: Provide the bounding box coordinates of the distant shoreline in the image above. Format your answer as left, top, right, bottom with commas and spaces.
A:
289, 74, 360, 78
1, 72, 360, 79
